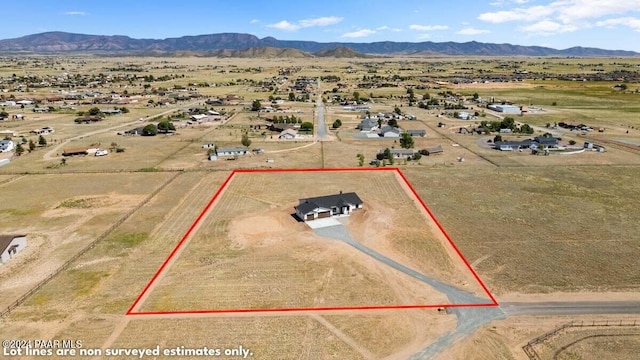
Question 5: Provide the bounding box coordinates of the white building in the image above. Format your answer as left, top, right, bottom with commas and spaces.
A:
1, 235, 27, 264
0, 140, 14, 153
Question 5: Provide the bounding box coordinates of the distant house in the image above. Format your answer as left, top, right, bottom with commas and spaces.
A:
33, 107, 50, 113
279, 128, 298, 139
379, 125, 401, 138
457, 111, 474, 120
488, 104, 521, 114
216, 147, 249, 157
0, 140, 14, 153
381, 149, 415, 159
30, 127, 54, 135
0, 234, 27, 264
422, 145, 444, 156
534, 136, 559, 148
494, 140, 535, 151
101, 109, 122, 115
295, 192, 363, 221
202, 143, 216, 149
407, 130, 426, 137
357, 118, 379, 131
268, 123, 295, 132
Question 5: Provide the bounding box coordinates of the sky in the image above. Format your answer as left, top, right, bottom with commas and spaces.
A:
1, 0, 640, 51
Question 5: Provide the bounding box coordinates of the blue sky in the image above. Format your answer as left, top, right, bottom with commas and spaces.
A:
2, 0, 640, 51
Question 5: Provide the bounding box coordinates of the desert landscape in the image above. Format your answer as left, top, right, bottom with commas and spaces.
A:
0, 18, 639, 359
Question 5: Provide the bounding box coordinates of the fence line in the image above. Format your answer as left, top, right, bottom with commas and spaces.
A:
0, 171, 183, 319
522, 319, 640, 360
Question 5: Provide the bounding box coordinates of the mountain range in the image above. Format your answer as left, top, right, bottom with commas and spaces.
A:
0, 32, 637, 57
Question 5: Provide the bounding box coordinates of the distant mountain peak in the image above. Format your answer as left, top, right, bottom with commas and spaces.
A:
0, 31, 637, 57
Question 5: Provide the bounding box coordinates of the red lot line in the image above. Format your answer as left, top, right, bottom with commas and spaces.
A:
127, 168, 498, 316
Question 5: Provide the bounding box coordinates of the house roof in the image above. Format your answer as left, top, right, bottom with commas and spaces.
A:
279, 128, 297, 137
217, 147, 248, 153
407, 129, 426, 135
295, 192, 363, 215
0, 234, 25, 254
425, 145, 443, 153
379, 125, 401, 134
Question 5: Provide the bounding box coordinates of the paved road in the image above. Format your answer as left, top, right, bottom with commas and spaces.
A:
315, 79, 329, 140
501, 301, 640, 316
312, 223, 506, 360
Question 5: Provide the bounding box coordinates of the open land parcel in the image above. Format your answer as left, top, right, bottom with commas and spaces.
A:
0, 55, 639, 359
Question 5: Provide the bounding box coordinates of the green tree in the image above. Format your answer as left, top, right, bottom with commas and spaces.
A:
357, 153, 365, 167
15, 143, 25, 155
399, 132, 414, 149
251, 99, 261, 111
28, 139, 36, 151
332, 119, 342, 129
301, 122, 313, 131
388, 119, 398, 127
142, 124, 158, 136
38, 135, 47, 146
384, 148, 394, 165
352, 91, 360, 102
394, 106, 402, 115
157, 120, 176, 133
288, 92, 296, 101
88, 107, 101, 116
241, 134, 252, 147
493, 134, 503, 143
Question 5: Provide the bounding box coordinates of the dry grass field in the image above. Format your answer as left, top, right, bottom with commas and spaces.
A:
1, 55, 640, 359
0, 172, 174, 309
402, 166, 640, 295
139, 170, 490, 313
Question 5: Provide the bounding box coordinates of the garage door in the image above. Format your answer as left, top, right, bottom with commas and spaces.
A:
318, 211, 331, 218
305, 213, 314, 221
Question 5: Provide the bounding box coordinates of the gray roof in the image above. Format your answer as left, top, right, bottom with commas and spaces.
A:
379, 125, 401, 134
0, 234, 25, 254
217, 147, 248, 153
295, 192, 363, 215
407, 129, 426, 136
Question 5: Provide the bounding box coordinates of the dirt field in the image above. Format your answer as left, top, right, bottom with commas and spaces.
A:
138, 170, 490, 313
0, 172, 174, 309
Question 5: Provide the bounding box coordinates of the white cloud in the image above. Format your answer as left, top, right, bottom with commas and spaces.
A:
457, 27, 491, 35
596, 17, 640, 32
341, 29, 376, 38
480, 0, 640, 25
519, 20, 579, 35
409, 24, 449, 31
299, 16, 343, 28
267, 20, 300, 31
250, 19, 259, 24
63, 11, 86, 16
267, 16, 343, 32
376, 26, 389, 31
490, 0, 530, 6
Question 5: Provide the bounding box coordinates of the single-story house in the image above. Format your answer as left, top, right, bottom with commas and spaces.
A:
457, 111, 474, 120
381, 149, 415, 159
295, 192, 363, 221
0, 234, 27, 264
422, 145, 444, 156
268, 123, 296, 132
0, 140, 14, 153
0, 130, 17, 137
33, 107, 50, 113
488, 104, 521, 114
279, 128, 298, 139
534, 136, 559, 148
216, 147, 249, 157
101, 109, 122, 115
30, 127, 54, 135
202, 143, 216, 149
407, 130, 426, 137
357, 118, 379, 131
494, 140, 535, 151
379, 125, 401, 138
